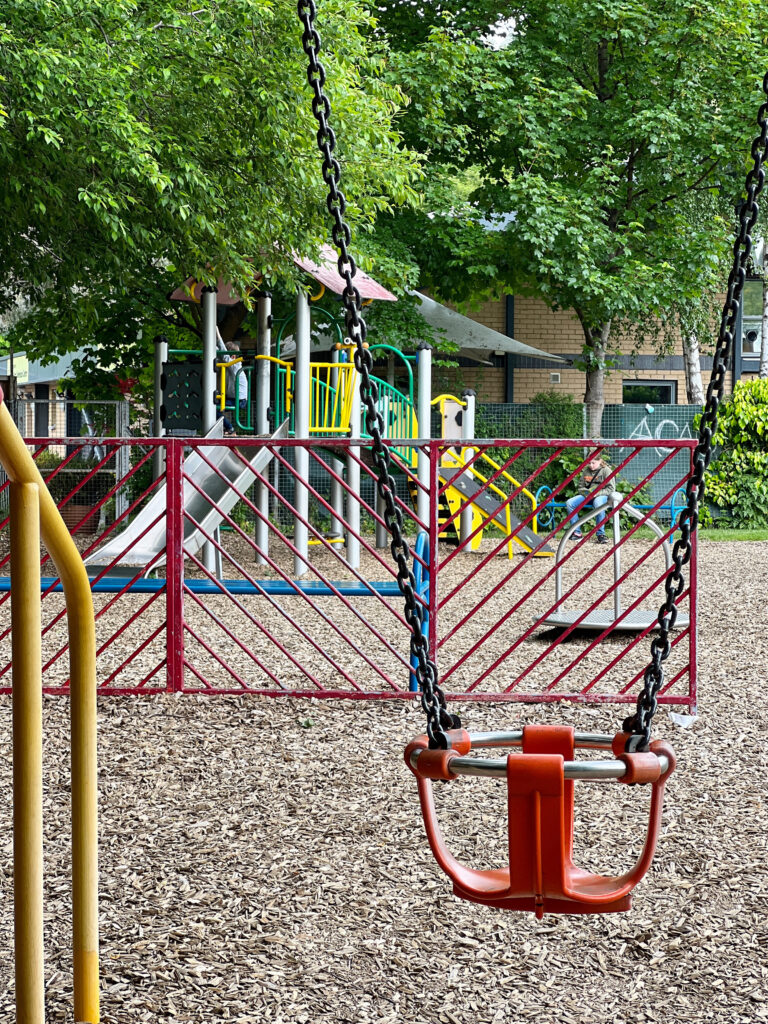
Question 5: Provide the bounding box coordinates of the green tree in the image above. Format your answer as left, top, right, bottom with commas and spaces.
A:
375, 0, 766, 432
0, 0, 421, 385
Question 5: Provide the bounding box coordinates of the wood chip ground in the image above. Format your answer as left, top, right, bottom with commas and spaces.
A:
0, 539, 766, 1023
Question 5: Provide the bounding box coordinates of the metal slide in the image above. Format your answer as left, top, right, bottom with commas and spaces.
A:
84, 420, 288, 577
439, 466, 554, 557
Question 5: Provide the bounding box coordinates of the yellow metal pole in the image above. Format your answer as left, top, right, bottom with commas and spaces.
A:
0, 403, 99, 1024
11, 482, 44, 1024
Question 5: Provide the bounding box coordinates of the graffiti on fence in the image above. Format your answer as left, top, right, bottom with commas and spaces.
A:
626, 415, 695, 457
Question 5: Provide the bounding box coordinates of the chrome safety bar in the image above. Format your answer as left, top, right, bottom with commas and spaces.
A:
467, 730, 615, 750
435, 755, 670, 781
411, 730, 670, 782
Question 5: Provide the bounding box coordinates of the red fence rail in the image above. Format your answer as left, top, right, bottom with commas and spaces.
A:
0, 435, 697, 711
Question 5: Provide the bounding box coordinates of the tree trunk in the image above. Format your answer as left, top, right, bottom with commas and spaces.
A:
583, 321, 611, 437
682, 332, 705, 403
760, 277, 768, 379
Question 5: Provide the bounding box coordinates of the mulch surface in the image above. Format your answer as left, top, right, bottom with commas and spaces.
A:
0, 539, 766, 1023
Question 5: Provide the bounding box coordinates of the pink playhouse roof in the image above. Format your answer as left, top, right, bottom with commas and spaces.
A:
170, 246, 396, 305
293, 245, 396, 301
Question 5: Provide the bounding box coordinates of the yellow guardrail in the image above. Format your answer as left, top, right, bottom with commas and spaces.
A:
309, 362, 358, 434
0, 399, 99, 1023
255, 354, 294, 415
431, 393, 466, 415
216, 355, 243, 412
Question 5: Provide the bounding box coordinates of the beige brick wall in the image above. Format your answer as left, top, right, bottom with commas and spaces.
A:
513, 297, 584, 355
455, 297, 507, 334
474, 295, 734, 404
432, 366, 505, 403
514, 368, 700, 405
428, 293, 735, 405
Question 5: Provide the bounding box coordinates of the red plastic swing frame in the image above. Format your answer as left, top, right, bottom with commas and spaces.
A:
405, 725, 676, 918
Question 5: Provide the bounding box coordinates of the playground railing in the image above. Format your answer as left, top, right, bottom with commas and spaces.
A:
309, 362, 357, 434
0, 435, 697, 716
215, 357, 253, 432
0, 403, 100, 1023
362, 375, 419, 466
259, 355, 294, 432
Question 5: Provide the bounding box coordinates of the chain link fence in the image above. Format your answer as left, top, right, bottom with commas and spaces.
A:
476, 403, 701, 509
11, 397, 131, 439
2, 399, 133, 522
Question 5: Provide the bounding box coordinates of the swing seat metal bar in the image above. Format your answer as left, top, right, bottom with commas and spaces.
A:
405, 725, 675, 918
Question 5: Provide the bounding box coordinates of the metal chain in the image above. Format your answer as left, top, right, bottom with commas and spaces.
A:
297, 0, 459, 748
624, 71, 768, 752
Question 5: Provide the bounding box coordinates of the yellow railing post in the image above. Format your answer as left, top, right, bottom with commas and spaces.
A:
11, 482, 44, 1024
0, 401, 99, 1024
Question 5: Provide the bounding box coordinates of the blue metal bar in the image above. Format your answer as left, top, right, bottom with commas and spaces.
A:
7, 577, 404, 597
409, 531, 430, 692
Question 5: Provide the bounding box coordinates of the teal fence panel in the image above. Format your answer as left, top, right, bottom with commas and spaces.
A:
603, 405, 700, 507
476, 403, 701, 512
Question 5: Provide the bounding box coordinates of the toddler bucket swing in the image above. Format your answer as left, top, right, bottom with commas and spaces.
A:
296, 6, 768, 917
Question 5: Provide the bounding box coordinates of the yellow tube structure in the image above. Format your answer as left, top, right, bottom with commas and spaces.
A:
0, 402, 99, 1024
11, 482, 44, 1024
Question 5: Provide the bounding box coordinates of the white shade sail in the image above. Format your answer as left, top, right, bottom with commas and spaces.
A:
410, 291, 568, 365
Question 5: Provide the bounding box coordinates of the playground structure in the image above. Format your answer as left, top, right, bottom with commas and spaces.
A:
0, 400, 699, 1020
156, 270, 555, 572
537, 490, 691, 632
83, 418, 289, 578
0, 0, 763, 1005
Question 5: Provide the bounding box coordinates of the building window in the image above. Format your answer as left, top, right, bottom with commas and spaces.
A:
741, 279, 763, 356
622, 380, 677, 405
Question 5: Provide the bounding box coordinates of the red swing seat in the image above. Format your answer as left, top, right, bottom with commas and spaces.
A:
405, 725, 675, 918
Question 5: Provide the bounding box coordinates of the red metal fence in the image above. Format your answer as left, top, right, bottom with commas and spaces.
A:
0, 435, 697, 711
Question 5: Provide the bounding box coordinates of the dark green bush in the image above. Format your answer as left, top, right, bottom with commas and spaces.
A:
698, 379, 768, 528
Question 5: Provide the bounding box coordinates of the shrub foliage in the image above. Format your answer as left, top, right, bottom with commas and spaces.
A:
701, 379, 768, 528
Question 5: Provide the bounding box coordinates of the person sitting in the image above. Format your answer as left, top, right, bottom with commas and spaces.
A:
223, 340, 249, 434
565, 455, 612, 544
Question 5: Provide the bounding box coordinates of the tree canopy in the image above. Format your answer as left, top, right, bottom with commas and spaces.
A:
375, 0, 767, 430
0, 0, 421, 389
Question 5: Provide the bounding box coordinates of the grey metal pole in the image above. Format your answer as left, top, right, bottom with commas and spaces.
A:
416, 342, 432, 529
153, 335, 168, 482
330, 347, 345, 539
115, 400, 130, 522
346, 366, 361, 569
611, 491, 622, 619
201, 288, 218, 574
460, 388, 476, 545
201, 288, 218, 435
255, 295, 272, 566
256, 295, 271, 435
294, 288, 310, 577
375, 488, 387, 550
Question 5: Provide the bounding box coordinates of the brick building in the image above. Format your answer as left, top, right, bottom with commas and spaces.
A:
433, 283, 764, 406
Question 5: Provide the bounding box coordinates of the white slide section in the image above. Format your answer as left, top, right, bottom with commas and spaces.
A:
84, 420, 288, 577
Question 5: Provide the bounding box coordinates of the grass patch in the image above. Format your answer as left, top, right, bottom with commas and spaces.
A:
554, 526, 768, 542
696, 528, 768, 542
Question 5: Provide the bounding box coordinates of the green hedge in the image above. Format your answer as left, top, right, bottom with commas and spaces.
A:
701, 378, 768, 528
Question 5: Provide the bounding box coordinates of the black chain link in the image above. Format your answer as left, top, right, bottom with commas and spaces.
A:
297, 0, 459, 748
624, 71, 768, 752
